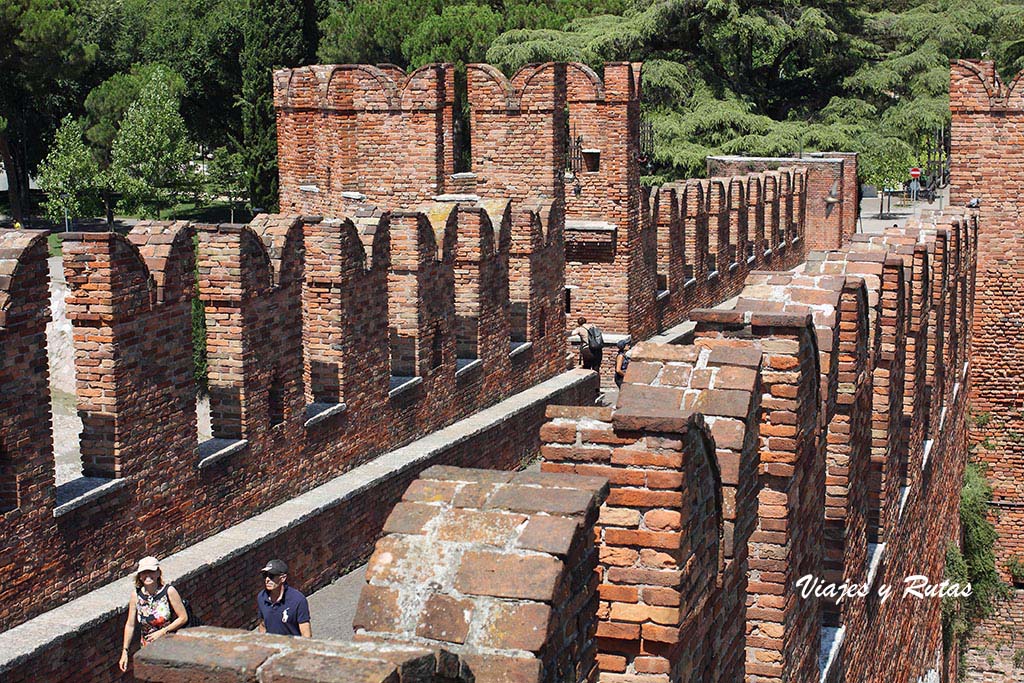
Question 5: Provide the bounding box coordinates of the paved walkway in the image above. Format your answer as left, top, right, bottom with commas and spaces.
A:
858, 186, 952, 234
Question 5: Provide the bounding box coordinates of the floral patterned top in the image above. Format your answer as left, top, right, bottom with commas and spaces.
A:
136, 585, 172, 642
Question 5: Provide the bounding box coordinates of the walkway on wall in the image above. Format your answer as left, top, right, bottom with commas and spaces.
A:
0, 369, 596, 677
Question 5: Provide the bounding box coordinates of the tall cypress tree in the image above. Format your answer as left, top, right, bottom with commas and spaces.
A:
238, 0, 313, 211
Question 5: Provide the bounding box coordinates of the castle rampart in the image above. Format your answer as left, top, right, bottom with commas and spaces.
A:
0, 57, 981, 683
0, 195, 568, 632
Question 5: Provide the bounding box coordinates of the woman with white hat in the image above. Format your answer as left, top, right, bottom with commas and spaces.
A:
117, 556, 188, 672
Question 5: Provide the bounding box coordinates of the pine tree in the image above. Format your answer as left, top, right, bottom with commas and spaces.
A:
237, 0, 313, 211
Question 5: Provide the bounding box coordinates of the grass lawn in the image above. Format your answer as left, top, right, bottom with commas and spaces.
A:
158, 200, 254, 224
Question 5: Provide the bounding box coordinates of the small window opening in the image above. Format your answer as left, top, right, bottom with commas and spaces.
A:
564, 288, 572, 314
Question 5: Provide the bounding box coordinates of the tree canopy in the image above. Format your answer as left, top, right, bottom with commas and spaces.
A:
7, 0, 1024, 221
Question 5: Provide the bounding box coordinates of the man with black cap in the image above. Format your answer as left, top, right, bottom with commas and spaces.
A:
256, 559, 311, 637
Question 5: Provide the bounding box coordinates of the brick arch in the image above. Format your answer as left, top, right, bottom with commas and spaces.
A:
69, 231, 157, 321
515, 62, 566, 111
232, 224, 274, 299
950, 60, 1006, 111
246, 216, 304, 290
0, 230, 50, 315
421, 203, 458, 264
374, 62, 408, 85
274, 66, 324, 109
325, 64, 399, 111
127, 220, 196, 304
400, 63, 449, 110
466, 63, 517, 111
564, 62, 605, 102
1005, 67, 1024, 109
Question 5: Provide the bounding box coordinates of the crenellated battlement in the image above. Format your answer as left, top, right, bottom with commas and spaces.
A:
536, 213, 975, 682
131, 210, 978, 683
273, 61, 841, 359
0, 194, 569, 631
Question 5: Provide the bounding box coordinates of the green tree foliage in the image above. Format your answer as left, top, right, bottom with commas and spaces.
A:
239, 0, 316, 211
208, 146, 248, 223
942, 463, 1009, 674
36, 116, 100, 225
318, 1, 626, 66
402, 3, 502, 69
81, 64, 186, 222
482, 0, 1023, 181
108, 69, 195, 217
1, 0, 96, 221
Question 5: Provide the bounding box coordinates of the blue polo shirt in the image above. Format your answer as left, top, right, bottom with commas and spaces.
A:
257, 585, 310, 636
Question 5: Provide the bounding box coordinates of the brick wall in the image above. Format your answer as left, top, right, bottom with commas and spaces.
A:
706, 155, 858, 251
124, 207, 978, 683
136, 628, 474, 683
950, 59, 1024, 683
275, 64, 455, 211
534, 213, 974, 683
0, 371, 599, 683
351, 466, 608, 683
0, 206, 569, 631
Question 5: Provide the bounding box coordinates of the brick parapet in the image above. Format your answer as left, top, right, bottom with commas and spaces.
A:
275, 63, 455, 210
707, 154, 858, 251
0, 204, 570, 630
0, 230, 56, 626
135, 628, 470, 683
691, 310, 824, 683
0, 370, 598, 683
539, 371, 727, 681
529, 211, 974, 683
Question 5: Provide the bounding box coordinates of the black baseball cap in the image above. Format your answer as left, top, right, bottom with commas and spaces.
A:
261, 559, 288, 575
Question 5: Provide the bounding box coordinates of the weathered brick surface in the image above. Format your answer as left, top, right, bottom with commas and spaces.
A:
352, 467, 609, 683
0, 230, 56, 620
534, 210, 974, 683
950, 59, 1024, 683
0, 56, 986, 683
133, 627, 469, 683
275, 64, 455, 211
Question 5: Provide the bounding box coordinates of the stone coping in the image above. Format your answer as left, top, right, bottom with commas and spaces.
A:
0, 368, 597, 672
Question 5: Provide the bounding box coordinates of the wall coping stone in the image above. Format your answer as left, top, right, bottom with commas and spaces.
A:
53, 477, 127, 517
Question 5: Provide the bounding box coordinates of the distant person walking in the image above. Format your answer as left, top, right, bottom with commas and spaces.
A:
614, 337, 632, 388
118, 556, 188, 672
257, 559, 311, 637
571, 316, 604, 372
